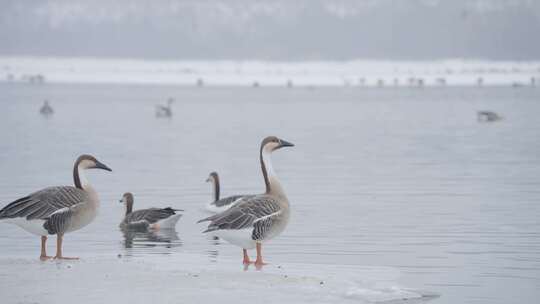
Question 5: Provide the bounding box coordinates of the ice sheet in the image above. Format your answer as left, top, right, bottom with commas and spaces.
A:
0, 254, 434, 304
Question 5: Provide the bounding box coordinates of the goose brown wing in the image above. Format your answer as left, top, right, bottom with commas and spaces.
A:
0, 186, 88, 220
125, 208, 177, 225
201, 195, 281, 233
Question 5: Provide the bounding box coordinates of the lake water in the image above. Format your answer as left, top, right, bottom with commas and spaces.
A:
0, 83, 539, 303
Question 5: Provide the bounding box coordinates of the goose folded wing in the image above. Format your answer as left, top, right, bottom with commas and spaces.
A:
127, 208, 176, 224
252, 209, 282, 241
212, 195, 252, 208
0, 186, 88, 220
43, 206, 76, 234
203, 195, 281, 232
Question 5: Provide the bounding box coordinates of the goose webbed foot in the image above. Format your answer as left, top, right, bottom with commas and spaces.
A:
54, 255, 79, 260
254, 258, 267, 266
254, 260, 267, 270
39, 255, 53, 261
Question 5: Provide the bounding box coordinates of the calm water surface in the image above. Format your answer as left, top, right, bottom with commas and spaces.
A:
0, 84, 539, 303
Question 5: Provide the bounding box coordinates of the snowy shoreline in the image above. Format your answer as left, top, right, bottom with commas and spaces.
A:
1, 56, 538, 88
0, 253, 435, 304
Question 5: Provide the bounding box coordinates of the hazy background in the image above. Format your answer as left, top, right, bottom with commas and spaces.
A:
1, 0, 540, 60
1, 1, 540, 304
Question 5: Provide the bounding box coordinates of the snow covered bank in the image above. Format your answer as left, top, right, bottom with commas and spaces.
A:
0, 56, 538, 88
0, 253, 436, 304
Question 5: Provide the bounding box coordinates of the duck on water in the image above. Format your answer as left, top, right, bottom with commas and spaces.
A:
156, 98, 174, 118
40, 100, 54, 116
119, 192, 183, 231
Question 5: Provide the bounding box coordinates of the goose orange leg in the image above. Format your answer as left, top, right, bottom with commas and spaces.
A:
254, 242, 267, 267
242, 249, 251, 265
39, 236, 53, 260
54, 234, 79, 260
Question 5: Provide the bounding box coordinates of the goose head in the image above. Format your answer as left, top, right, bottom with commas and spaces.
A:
76, 154, 112, 172
259, 136, 294, 195
261, 136, 295, 153
119, 192, 134, 214
206, 171, 219, 183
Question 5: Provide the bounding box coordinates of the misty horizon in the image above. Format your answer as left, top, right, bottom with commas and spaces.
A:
1, 0, 540, 61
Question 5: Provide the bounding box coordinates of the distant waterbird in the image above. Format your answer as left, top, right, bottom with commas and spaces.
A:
197, 78, 204, 87
0, 154, 112, 260
477, 111, 502, 122
286, 79, 293, 88
205, 171, 252, 213
156, 98, 174, 118
477, 77, 484, 87
40, 100, 54, 116
358, 77, 366, 87
119, 192, 183, 231
436, 78, 446, 86
198, 136, 294, 267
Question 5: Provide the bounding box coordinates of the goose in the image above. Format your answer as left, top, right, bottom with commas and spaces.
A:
119, 192, 183, 231
205, 171, 252, 213
198, 136, 294, 266
40, 100, 54, 116
0, 154, 111, 260
156, 97, 173, 118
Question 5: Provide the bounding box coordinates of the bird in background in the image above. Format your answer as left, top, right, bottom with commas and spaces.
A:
204, 171, 253, 213
156, 97, 174, 118
40, 100, 54, 116
119, 192, 183, 231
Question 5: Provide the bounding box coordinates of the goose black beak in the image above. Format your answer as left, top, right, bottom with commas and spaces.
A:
94, 161, 112, 172
279, 139, 295, 148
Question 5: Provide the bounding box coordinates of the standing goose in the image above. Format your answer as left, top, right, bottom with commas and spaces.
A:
198, 136, 294, 266
119, 192, 183, 231
0, 154, 111, 260
205, 171, 252, 213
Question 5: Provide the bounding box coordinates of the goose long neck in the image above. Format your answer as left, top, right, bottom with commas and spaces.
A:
261, 146, 282, 194
73, 161, 83, 189
260, 146, 270, 193
213, 177, 220, 201
126, 200, 133, 216
73, 161, 90, 190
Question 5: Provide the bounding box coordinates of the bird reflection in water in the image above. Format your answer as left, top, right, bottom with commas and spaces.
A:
121, 227, 182, 254
205, 236, 266, 270
206, 236, 220, 262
